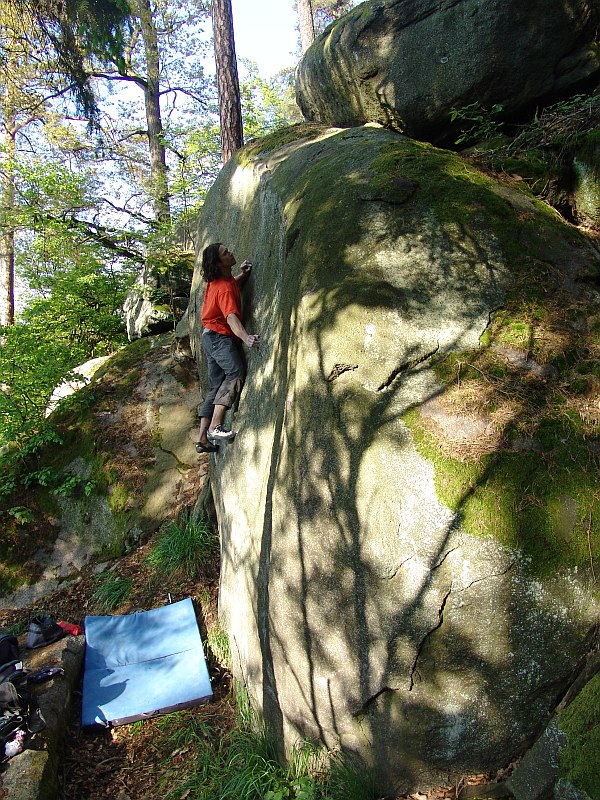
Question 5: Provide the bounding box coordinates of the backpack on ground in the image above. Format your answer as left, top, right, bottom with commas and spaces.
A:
0, 682, 26, 756
0, 632, 20, 685
0, 630, 46, 763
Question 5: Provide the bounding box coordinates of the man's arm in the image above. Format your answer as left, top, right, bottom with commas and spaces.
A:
226, 313, 260, 348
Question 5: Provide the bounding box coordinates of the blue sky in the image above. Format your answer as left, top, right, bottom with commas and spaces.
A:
231, 0, 300, 77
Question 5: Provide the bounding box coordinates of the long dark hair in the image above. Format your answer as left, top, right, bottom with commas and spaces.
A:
201, 242, 223, 282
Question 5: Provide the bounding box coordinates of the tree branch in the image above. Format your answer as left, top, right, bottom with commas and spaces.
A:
158, 87, 208, 107
90, 71, 147, 90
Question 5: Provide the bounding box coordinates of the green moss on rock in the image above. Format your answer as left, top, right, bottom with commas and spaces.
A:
405, 402, 598, 577
240, 123, 328, 165
558, 671, 600, 798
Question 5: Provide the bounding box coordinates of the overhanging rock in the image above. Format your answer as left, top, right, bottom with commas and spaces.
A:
295, 0, 600, 142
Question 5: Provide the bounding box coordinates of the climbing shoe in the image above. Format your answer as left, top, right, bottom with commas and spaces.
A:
26, 614, 67, 650
195, 441, 219, 453
207, 425, 236, 443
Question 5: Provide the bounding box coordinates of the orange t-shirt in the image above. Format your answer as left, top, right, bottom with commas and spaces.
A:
201, 277, 242, 337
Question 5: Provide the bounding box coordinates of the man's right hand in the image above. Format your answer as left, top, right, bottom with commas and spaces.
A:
245, 333, 261, 348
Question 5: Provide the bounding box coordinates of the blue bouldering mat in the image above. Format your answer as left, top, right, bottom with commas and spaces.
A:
81, 598, 212, 727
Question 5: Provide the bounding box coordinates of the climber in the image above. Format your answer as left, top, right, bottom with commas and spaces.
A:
195, 242, 261, 453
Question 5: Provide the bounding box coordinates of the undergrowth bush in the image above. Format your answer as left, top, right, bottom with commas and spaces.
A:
147, 512, 218, 580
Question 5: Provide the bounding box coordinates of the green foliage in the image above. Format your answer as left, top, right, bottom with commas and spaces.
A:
240, 62, 303, 142
0, 409, 64, 521
0, 155, 134, 501
147, 512, 218, 580
0, 313, 123, 518
159, 684, 375, 800
91, 570, 133, 612
52, 472, 96, 498
507, 93, 600, 155
0, 324, 77, 445
6, 506, 35, 525
4, 620, 26, 636
463, 93, 600, 207
166, 121, 222, 217
450, 101, 504, 145
558, 671, 600, 798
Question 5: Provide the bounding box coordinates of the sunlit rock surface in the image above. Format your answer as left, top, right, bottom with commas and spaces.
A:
183, 124, 599, 793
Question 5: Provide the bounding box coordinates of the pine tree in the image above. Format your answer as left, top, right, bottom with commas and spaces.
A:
212, 0, 243, 163
297, 0, 316, 53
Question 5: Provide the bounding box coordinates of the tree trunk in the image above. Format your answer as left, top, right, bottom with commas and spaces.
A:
0, 150, 16, 327
135, 0, 171, 226
212, 0, 243, 164
298, 0, 315, 53
0, 48, 17, 328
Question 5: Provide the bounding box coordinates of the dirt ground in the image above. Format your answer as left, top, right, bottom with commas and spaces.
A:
0, 536, 501, 800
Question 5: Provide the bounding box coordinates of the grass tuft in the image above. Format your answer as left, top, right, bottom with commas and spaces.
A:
147, 512, 218, 581
91, 571, 133, 613
158, 684, 375, 800
205, 618, 232, 670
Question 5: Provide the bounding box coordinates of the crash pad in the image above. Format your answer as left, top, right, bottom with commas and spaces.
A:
82, 598, 212, 727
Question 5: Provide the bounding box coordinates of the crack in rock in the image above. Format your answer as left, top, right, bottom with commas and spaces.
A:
432, 547, 458, 571
376, 343, 439, 392
409, 586, 452, 691
354, 685, 399, 716
327, 363, 359, 382
385, 554, 415, 580
458, 560, 516, 592
158, 445, 192, 470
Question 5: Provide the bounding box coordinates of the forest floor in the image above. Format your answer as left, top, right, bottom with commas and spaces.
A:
0, 529, 500, 800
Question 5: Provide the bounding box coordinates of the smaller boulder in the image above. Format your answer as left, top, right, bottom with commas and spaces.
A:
295, 0, 600, 143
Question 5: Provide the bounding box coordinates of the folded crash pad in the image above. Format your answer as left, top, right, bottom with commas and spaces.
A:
82, 597, 212, 727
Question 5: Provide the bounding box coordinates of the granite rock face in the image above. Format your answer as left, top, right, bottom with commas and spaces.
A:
295, 0, 600, 142
182, 125, 599, 793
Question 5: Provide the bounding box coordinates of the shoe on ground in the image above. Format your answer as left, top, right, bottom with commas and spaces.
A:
26, 614, 67, 649
207, 425, 236, 443
195, 441, 219, 453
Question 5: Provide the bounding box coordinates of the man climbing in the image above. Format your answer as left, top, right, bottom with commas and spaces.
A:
195, 242, 260, 453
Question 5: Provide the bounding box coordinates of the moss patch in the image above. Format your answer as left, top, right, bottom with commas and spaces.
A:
558, 671, 600, 798
404, 292, 600, 578
90, 337, 152, 403
240, 123, 328, 165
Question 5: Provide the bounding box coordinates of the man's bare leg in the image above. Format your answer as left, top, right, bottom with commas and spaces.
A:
208, 404, 227, 433
197, 416, 212, 447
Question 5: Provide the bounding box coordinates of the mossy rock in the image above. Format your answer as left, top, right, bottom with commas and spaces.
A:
558, 671, 600, 798
190, 124, 600, 794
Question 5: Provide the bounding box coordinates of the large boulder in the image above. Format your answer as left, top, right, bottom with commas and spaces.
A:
295, 0, 600, 142
183, 124, 600, 794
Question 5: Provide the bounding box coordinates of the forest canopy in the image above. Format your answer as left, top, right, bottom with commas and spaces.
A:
0, 0, 331, 503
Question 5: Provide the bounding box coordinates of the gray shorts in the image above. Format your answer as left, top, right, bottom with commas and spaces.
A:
198, 329, 246, 418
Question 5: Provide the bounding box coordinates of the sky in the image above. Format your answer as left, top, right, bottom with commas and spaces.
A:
230, 0, 300, 77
